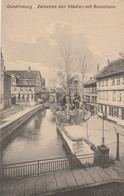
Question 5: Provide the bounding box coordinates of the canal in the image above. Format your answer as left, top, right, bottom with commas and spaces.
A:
3, 109, 66, 164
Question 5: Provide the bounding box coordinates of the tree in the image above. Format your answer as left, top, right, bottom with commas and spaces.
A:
75, 49, 92, 102
55, 43, 74, 119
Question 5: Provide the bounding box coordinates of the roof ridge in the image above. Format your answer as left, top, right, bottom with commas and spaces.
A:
96, 58, 124, 79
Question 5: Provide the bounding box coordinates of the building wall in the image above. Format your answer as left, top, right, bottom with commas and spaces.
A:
70, 76, 81, 103
84, 85, 97, 113
97, 73, 124, 126
0, 54, 4, 110
0, 53, 11, 110
3, 72, 11, 109
12, 86, 35, 102
10, 72, 45, 103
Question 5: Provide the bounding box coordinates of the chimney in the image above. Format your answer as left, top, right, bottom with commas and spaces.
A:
97, 63, 99, 74
28, 66, 31, 72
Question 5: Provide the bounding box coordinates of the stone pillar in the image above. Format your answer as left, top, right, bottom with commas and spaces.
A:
97, 145, 110, 166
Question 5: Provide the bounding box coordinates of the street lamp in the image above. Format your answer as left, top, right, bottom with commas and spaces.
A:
101, 113, 106, 146
113, 125, 120, 161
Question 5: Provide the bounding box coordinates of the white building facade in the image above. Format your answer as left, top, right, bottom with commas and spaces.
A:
97, 58, 124, 126
6, 67, 46, 104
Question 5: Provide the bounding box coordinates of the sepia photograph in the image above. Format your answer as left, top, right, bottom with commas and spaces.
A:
0, 0, 124, 195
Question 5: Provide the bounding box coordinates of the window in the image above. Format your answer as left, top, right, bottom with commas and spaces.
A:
117, 91, 122, 102
98, 104, 102, 113
112, 77, 115, 85
106, 91, 109, 100
20, 87, 23, 92
109, 106, 112, 116
105, 79, 108, 86
113, 107, 117, 117
112, 91, 116, 101
14, 87, 17, 91
102, 91, 105, 100
29, 87, 32, 91
117, 75, 120, 85
118, 108, 122, 119
102, 80, 104, 87
94, 87, 97, 94
99, 91, 101, 100
122, 75, 124, 84
74, 80, 78, 85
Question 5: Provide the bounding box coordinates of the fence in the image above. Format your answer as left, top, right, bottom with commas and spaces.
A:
3, 154, 94, 178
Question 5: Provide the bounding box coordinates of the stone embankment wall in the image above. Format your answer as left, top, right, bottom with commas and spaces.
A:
0, 104, 44, 143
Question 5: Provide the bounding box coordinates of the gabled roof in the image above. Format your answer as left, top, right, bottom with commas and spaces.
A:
6, 70, 41, 80
96, 58, 124, 79
6, 70, 42, 87
16, 80, 38, 86
84, 77, 97, 87
70, 75, 80, 84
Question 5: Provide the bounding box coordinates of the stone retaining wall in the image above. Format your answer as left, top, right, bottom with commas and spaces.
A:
0, 104, 44, 143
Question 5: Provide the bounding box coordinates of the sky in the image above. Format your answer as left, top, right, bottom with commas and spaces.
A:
1, 0, 124, 87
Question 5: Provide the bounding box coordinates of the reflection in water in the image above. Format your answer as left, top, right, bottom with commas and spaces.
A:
3, 109, 66, 164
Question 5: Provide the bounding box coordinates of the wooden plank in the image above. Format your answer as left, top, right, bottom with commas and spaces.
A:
25, 177, 35, 196
72, 169, 86, 186
87, 167, 103, 183
1, 181, 15, 196
13, 180, 25, 196
45, 174, 57, 192
96, 167, 112, 181
79, 169, 95, 184
104, 167, 122, 181
55, 172, 68, 190
35, 175, 46, 194
64, 171, 77, 187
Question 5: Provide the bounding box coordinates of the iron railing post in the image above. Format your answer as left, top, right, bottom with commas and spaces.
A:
38, 161, 40, 175
3, 154, 94, 178
116, 133, 120, 161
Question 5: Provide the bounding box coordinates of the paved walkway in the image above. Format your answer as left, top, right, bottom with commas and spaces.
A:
0, 105, 30, 125
79, 114, 124, 159
0, 166, 123, 196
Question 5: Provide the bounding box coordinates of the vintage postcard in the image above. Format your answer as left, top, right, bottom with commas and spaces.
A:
0, 0, 124, 195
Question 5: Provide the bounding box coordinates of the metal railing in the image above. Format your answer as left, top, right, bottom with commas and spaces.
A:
3, 154, 94, 178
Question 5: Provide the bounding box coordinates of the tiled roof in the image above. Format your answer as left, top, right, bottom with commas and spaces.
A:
16, 79, 37, 86
70, 75, 80, 84
96, 58, 124, 79
84, 78, 97, 87
6, 70, 41, 79
6, 70, 42, 87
